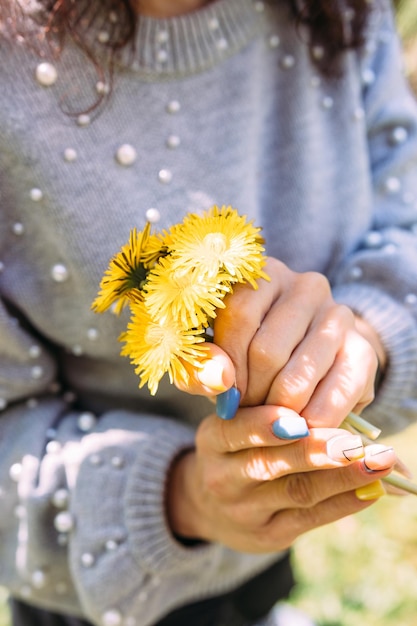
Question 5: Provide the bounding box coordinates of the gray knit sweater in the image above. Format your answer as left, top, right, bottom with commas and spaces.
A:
1, 0, 417, 624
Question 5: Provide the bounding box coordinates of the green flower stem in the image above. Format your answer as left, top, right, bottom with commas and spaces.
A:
342, 412, 382, 440
382, 474, 417, 496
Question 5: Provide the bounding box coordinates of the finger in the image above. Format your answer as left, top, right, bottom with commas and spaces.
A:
264, 303, 352, 412
174, 343, 235, 397
206, 483, 379, 553
243, 273, 332, 406
220, 464, 390, 553
249, 441, 394, 515
199, 402, 367, 459
194, 422, 371, 518
300, 329, 378, 427
251, 488, 381, 552
363, 443, 397, 472
255, 469, 386, 539
248, 452, 394, 538
213, 258, 292, 398
227, 428, 370, 487
207, 433, 395, 514
197, 405, 310, 455
299, 441, 395, 502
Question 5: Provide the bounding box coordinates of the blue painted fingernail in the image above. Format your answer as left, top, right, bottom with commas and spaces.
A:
272, 416, 309, 440
216, 388, 241, 420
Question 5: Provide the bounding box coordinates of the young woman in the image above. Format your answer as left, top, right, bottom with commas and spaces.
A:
0, 0, 416, 624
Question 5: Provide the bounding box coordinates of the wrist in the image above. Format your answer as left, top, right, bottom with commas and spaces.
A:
166, 449, 205, 542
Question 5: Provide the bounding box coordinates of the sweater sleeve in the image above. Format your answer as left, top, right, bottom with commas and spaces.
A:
0, 296, 278, 626
331, 2, 417, 434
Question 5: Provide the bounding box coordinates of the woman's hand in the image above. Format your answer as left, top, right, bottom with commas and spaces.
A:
177, 258, 385, 427
166, 405, 395, 553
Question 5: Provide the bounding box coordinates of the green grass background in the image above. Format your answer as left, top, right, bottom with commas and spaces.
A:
0, 3, 416, 625
0, 587, 8, 626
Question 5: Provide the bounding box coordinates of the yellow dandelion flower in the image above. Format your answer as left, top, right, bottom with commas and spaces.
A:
168, 205, 269, 288
144, 255, 231, 330
159, 222, 183, 251
92, 223, 165, 314
141, 232, 168, 268
120, 301, 208, 395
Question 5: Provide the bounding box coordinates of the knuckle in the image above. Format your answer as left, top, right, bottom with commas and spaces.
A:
284, 473, 318, 507
255, 510, 304, 552
217, 418, 239, 453
248, 335, 281, 373
291, 504, 321, 532
356, 387, 375, 413
265, 256, 286, 275
330, 303, 355, 328
300, 271, 331, 297
196, 415, 236, 454
320, 304, 355, 341
219, 291, 251, 327
365, 384, 376, 405
243, 448, 278, 482
270, 372, 310, 409
337, 302, 355, 322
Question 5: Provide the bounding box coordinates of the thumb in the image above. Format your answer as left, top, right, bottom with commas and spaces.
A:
176, 343, 236, 397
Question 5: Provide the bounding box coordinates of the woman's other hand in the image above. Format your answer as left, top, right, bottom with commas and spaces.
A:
176, 257, 385, 428
166, 405, 394, 552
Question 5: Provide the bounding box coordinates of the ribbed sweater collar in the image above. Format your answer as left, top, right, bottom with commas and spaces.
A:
118, 0, 264, 78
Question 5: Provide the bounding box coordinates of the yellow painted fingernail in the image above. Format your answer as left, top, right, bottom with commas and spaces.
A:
197, 359, 228, 392
355, 480, 386, 501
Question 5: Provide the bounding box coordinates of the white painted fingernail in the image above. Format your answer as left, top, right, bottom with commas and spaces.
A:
326, 434, 364, 462
197, 359, 228, 392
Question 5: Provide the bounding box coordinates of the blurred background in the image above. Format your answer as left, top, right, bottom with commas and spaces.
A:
0, 1, 417, 625
395, 0, 417, 91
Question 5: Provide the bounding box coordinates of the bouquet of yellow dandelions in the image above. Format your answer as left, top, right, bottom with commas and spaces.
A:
92, 205, 269, 396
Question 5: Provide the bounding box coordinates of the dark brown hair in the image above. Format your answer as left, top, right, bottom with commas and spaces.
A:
289, 0, 373, 70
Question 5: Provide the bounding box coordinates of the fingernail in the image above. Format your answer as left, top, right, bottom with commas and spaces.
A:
216, 387, 241, 420
326, 434, 364, 463
272, 416, 309, 440
363, 444, 395, 473
197, 359, 228, 392
355, 479, 386, 501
